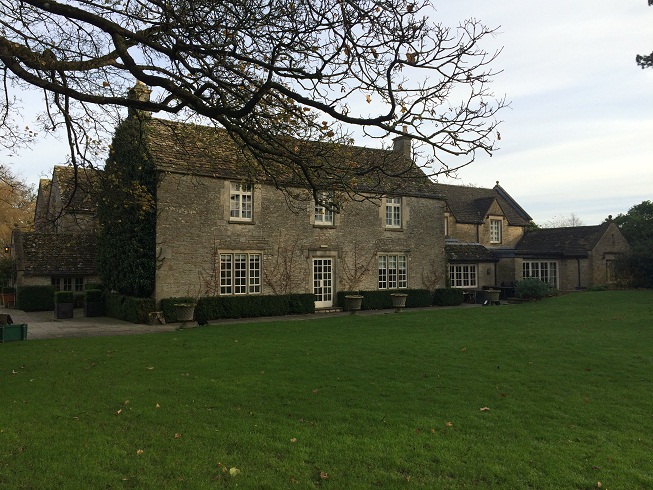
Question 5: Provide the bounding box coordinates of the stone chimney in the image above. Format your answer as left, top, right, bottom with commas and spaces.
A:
392, 126, 412, 159
127, 81, 152, 118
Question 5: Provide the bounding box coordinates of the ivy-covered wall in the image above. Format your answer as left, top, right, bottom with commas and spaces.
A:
96, 117, 157, 297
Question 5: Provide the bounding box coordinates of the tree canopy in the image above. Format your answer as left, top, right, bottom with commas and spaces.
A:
613, 200, 653, 246
0, 164, 35, 244
637, 0, 653, 68
0, 0, 506, 197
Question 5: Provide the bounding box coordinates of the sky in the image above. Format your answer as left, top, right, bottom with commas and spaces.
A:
5, 0, 653, 226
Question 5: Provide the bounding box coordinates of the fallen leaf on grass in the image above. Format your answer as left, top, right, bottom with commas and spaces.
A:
446, 422, 453, 427
290, 438, 297, 443
460, 347, 467, 352
136, 449, 144, 455
174, 433, 182, 439
320, 471, 329, 480
312, 389, 319, 394
115, 409, 122, 415
229, 467, 240, 476
480, 407, 491, 412
156, 403, 160, 408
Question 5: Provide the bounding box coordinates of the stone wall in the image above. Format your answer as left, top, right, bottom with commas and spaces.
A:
154, 172, 446, 304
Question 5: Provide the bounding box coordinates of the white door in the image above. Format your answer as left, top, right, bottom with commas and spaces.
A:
313, 258, 333, 308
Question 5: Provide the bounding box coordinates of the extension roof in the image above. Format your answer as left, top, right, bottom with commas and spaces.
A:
433, 182, 532, 226
445, 239, 498, 263
16, 232, 97, 276
515, 222, 612, 258
142, 118, 441, 197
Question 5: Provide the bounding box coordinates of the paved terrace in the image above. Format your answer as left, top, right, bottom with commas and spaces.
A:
2, 303, 483, 341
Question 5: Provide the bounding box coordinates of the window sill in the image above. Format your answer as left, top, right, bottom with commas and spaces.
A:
313, 224, 336, 229
384, 227, 404, 232
229, 219, 255, 225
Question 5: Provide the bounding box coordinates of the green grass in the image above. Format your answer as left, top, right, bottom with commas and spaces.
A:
1, 290, 652, 488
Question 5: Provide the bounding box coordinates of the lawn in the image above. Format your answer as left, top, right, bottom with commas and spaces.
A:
1, 290, 652, 488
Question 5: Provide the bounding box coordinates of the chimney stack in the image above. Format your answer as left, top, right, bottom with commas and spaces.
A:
128, 81, 152, 118
392, 125, 412, 159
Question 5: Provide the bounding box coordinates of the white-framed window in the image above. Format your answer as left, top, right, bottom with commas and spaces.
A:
385, 197, 401, 228
314, 192, 334, 226
51, 277, 84, 292
490, 219, 502, 244
230, 182, 253, 221
522, 261, 558, 288
378, 254, 407, 289
220, 253, 261, 295
449, 264, 478, 288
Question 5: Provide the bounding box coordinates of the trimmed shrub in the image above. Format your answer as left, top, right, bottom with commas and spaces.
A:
84, 289, 104, 302
105, 293, 156, 324
515, 278, 554, 300
159, 297, 194, 322
432, 288, 464, 306
55, 291, 74, 304
2, 286, 16, 294
194, 294, 314, 325
84, 282, 104, 291
16, 285, 55, 312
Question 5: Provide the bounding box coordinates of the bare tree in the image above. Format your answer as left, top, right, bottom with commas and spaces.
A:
541, 213, 584, 229
0, 164, 35, 243
0, 0, 506, 196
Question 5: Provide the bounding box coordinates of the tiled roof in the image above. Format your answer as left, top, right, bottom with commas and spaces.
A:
433, 182, 532, 226
445, 240, 498, 262
52, 166, 102, 213
19, 233, 97, 276
142, 118, 441, 197
515, 223, 611, 257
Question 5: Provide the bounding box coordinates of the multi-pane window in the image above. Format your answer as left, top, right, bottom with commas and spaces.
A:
449, 264, 478, 288
490, 219, 502, 243
51, 277, 84, 292
385, 197, 401, 228
314, 192, 334, 226
522, 261, 558, 287
230, 182, 253, 221
220, 253, 261, 295
378, 254, 407, 289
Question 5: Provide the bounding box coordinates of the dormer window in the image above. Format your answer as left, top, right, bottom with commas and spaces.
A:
490, 218, 502, 244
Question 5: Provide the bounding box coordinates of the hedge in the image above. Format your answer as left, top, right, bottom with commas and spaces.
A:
84, 289, 104, 302
194, 294, 315, 325
432, 288, 464, 306
16, 285, 55, 312
336, 289, 433, 311
105, 293, 156, 324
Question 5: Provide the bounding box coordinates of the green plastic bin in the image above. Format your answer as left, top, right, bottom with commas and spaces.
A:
0, 324, 28, 342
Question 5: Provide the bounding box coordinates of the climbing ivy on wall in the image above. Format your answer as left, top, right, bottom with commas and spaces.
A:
96, 116, 157, 297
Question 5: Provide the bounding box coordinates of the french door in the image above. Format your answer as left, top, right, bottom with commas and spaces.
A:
313, 258, 333, 308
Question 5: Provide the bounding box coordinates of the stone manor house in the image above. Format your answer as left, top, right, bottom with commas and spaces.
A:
11, 94, 630, 310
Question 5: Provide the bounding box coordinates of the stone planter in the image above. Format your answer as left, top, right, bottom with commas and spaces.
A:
84, 301, 105, 317
55, 303, 74, 319
390, 293, 408, 312
174, 303, 196, 328
0, 323, 27, 342
483, 289, 501, 306
344, 295, 363, 314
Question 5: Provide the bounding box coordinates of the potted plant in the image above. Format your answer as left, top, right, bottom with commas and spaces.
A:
390, 292, 408, 312
54, 291, 74, 319
84, 288, 104, 317
2, 286, 15, 308
344, 294, 363, 314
